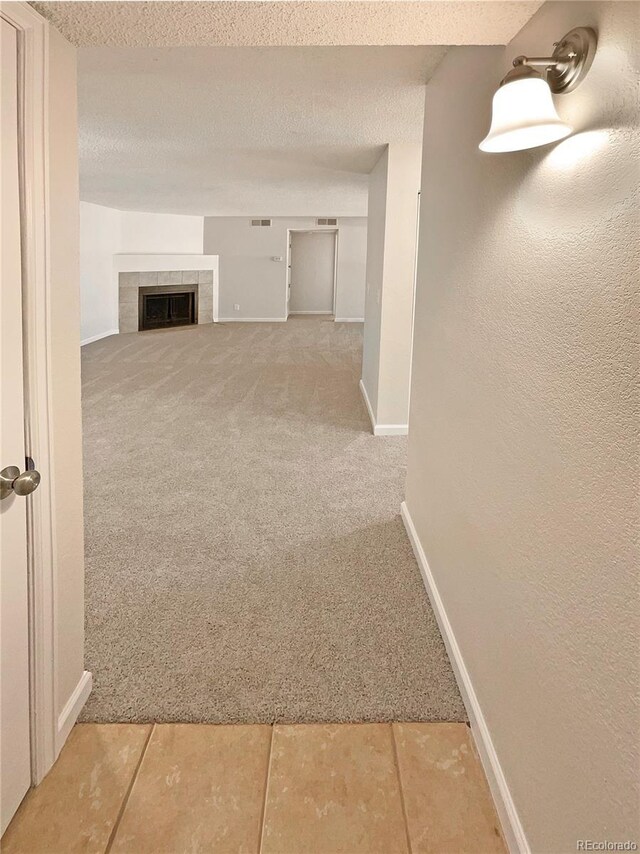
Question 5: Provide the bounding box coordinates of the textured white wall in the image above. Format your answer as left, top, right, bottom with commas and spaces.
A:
405, 2, 640, 850
334, 219, 368, 321
361, 144, 421, 429
203, 217, 367, 321
376, 143, 421, 427
80, 202, 119, 342
118, 210, 203, 254
79, 205, 206, 341
361, 149, 388, 416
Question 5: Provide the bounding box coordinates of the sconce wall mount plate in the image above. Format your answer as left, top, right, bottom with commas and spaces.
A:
524, 27, 598, 94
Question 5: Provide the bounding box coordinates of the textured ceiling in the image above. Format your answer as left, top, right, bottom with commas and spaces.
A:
32, 1, 542, 48
39, 1, 542, 216
79, 45, 446, 215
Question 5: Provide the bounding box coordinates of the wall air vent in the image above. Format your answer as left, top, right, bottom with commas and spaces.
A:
317, 218, 338, 226
251, 219, 272, 226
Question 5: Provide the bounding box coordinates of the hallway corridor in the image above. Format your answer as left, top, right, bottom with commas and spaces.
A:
80, 317, 464, 723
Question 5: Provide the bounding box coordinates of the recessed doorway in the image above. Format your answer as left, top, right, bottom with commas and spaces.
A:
288, 230, 337, 318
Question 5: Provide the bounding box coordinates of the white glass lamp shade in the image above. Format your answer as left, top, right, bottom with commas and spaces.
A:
479, 76, 572, 153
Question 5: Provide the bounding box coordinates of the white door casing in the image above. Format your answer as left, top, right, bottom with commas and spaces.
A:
1, 0, 91, 813
1, 16, 32, 833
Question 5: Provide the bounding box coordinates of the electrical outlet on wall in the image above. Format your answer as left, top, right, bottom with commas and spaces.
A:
234, 304, 240, 311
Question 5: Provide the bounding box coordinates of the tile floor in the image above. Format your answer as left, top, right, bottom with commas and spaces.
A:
2, 722, 506, 854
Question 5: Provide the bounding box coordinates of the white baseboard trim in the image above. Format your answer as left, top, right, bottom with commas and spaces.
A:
288, 311, 332, 315
218, 317, 287, 323
334, 317, 364, 323
359, 380, 409, 436
359, 378, 376, 432
56, 670, 92, 752
400, 501, 530, 854
81, 329, 118, 346
374, 424, 408, 436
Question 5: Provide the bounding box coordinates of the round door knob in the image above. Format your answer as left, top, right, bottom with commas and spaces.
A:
0, 465, 41, 499
13, 469, 41, 496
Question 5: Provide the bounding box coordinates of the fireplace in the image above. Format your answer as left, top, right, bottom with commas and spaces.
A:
118, 269, 214, 335
139, 284, 197, 331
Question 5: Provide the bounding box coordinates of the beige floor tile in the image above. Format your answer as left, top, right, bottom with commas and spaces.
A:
110, 723, 271, 854
393, 722, 506, 854
1, 723, 151, 854
261, 723, 409, 854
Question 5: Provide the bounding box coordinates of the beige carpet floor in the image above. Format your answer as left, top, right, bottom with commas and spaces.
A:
80, 317, 465, 723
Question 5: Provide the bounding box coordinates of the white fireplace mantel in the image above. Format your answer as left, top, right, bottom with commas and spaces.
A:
113, 253, 218, 275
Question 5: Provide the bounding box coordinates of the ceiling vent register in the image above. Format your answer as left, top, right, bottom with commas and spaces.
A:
251, 219, 272, 226
317, 218, 338, 226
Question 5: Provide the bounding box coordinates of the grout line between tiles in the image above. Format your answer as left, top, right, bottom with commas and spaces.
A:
104, 724, 156, 854
390, 723, 414, 854
257, 724, 275, 854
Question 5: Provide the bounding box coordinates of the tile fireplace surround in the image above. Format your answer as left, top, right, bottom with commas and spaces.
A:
119, 270, 214, 334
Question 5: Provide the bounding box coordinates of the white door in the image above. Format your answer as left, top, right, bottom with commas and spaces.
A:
1, 17, 32, 834
289, 231, 336, 315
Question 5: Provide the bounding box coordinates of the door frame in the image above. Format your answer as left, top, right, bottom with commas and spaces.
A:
285, 228, 339, 319
1, 0, 58, 785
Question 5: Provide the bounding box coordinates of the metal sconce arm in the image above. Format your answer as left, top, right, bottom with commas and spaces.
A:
506, 27, 597, 93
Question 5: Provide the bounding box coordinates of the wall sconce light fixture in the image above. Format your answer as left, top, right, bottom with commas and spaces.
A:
479, 27, 598, 153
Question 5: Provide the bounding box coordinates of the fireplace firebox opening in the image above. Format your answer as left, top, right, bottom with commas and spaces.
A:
138, 284, 198, 331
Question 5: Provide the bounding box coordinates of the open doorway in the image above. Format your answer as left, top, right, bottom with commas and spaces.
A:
51, 40, 460, 735
287, 230, 337, 318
